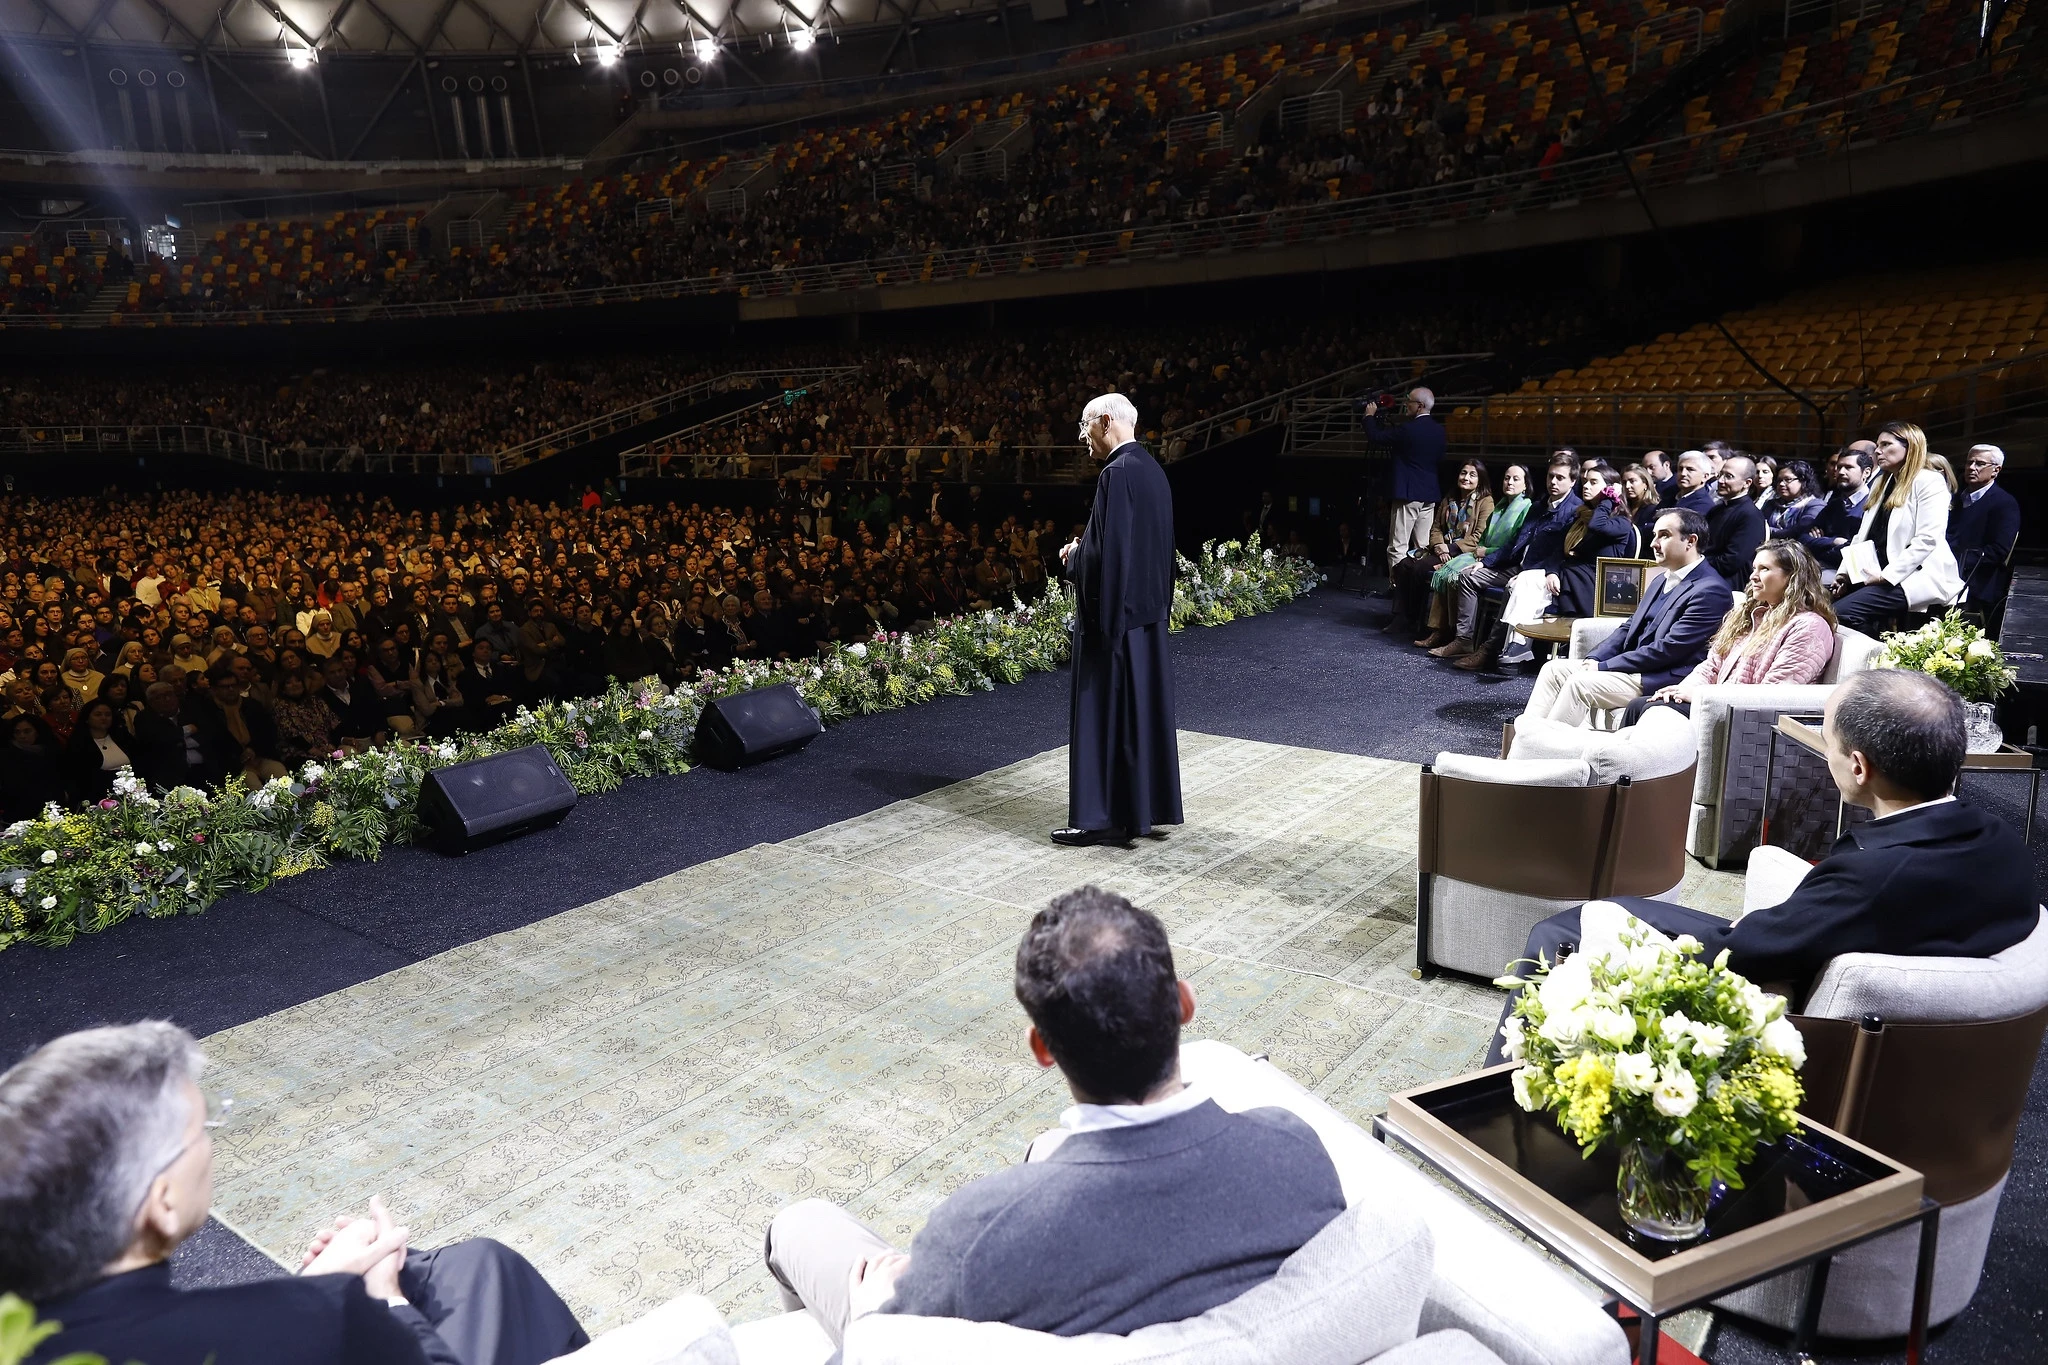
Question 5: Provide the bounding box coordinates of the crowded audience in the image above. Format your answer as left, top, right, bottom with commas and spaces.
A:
0, 484, 1074, 816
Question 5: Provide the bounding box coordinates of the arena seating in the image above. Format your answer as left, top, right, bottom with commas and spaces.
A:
1446, 258, 2048, 449
0, 229, 114, 317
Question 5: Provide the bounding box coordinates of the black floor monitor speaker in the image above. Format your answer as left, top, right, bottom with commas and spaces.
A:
418, 745, 578, 855
695, 682, 825, 770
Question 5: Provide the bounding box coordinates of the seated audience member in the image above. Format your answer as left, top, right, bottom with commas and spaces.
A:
1621, 540, 1837, 725
1643, 449, 1677, 503
1389, 460, 1493, 638
466, 641, 523, 730
65, 697, 139, 804
1703, 455, 1768, 585
1619, 463, 1661, 554
59, 648, 105, 704
1437, 457, 1579, 670
314, 656, 391, 752
1546, 467, 1633, 619
131, 682, 207, 792
186, 664, 289, 788
272, 668, 340, 764
168, 635, 211, 678
1417, 463, 1528, 649
1519, 508, 1731, 727
1800, 442, 1876, 571
410, 648, 469, 739
0, 1021, 587, 1365
1671, 450, 1717, 514
1, 714, 64, 819
1948, 443, 2022, 629
1834, 421, 1964, 633
1749, 455, 1778, 506
1761, 459, 1824, 539
763, 885, 1345, 1349
365, 638, 417, 737
42, 688, 79, 747
1489, 669, 2037, 1064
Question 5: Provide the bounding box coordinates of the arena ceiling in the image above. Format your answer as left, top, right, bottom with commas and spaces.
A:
0, 0, 974, 58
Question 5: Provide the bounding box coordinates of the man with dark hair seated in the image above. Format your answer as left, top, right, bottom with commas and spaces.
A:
1486, 668, 2038, 1065
762, 885, 1346, 1351
2, 1021, 587, 1365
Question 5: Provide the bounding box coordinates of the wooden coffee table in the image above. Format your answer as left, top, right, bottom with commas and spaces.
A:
1374, 1065, 1937, 1365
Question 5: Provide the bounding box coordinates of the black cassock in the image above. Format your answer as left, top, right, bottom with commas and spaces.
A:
1065, 440, 1183, 835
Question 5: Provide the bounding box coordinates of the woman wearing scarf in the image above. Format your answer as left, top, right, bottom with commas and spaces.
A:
1390, 460, 1493, 639
1416, 464, 1530, 650
58, 648, 105, 705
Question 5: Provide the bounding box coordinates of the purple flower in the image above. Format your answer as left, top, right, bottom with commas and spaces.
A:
99, 799, 118, 810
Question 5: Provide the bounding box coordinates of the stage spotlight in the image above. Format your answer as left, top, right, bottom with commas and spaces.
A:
694, 37, 718, 62
790, 26, 815, 51
596, 42, 621, 65
286, 46, 314, 69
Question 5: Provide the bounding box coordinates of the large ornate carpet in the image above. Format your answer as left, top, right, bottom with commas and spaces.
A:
201, 732, 1742, 1332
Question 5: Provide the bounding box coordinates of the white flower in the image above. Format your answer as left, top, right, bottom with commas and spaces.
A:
1652, 1066, 1699, 1118
638, 730, 654, 742
1738, 982, 1778, 1029
1498, 1015, 1525, 1061
251, 789, 276, 810
1510, 1065, 1536, 1111
1760, 1016, 1808, 1068
1968, 639, 1996, 659
1537, 1007, 1588, 1049
8, 876, 24, 894
561, 702, 577, 719
1686, 1021, 1731, 1059
1537, 954, 1594, 1016
1671, 934, 1702, 956
38, 895, 56, 910
2, 820, 30, 839
43, 803, 63, 821
186, 882, 202, 896
1588, 1008, 1637, 1048
134, 842, 155, 857
340, 759, 358, 771
1660, 1011, 1695, 1044
39, 850, 57, 865
1613, 1051, 1660, 1094
848, 642, 867, 658
301, 763, 326, 784
156, 840, 174, 853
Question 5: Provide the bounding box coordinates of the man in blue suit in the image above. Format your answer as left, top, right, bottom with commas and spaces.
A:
1518, 508, 1732, 725
1949, 443, 2022, 630
1363, 387, 1447, 571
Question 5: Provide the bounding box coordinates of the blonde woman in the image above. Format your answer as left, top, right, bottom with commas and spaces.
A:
1834, 421, 1963, 633
1624, 540, 1838, 725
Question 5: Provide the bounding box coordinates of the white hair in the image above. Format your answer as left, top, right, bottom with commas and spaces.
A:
1408, 386, 1435, 413
1968, 444, 2007, 467
1082, 392, 1138, 430
0, 1022, 206, 1300
1678, 449, 1711, 469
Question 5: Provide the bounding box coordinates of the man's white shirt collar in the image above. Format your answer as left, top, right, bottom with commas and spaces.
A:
1058, 1081, 1209, 1137
1966, 484, 1992, 505
1659, 557, 1706, 593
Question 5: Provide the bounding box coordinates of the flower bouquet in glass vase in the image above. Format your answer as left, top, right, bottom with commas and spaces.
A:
1496, 918, 1808, 1242
1875, 610, 2019, 752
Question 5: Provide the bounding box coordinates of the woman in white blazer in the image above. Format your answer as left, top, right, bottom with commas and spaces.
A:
1833, 420, 1964, 633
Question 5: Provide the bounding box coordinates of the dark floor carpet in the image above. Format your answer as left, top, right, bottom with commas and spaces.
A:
10, 584, 2044, 1362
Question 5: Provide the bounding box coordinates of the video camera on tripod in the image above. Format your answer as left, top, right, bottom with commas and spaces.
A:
1352, 391, 1415, 423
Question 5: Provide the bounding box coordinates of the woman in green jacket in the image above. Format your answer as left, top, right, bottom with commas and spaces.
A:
1417, 463, 1530, 648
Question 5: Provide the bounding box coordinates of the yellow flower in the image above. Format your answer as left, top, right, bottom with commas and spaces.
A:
1554, 1053, 1614, 1138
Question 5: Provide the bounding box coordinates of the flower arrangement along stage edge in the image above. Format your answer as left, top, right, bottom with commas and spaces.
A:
0, 539, 1320, 952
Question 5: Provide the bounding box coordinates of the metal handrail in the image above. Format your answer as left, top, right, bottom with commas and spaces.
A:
1160, 352, 1497, 459
623, 443, 1095, 484
494, 365, 862, 469
19, 50, 2028, 332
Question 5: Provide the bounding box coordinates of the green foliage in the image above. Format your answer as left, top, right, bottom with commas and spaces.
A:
0, 551, 1319, 954
1875, 610, 2019, 702
0, 1293, 107, 1365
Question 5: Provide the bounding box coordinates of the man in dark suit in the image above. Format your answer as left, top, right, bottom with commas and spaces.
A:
1436, 457, 1580, 668
1644, 450, 1677, 504
1362, 386, 1447, 572
7, 1022, 586, 1365
1672, 450, 1718, 515
1801, 442, 1875, 571
1487, 668, 2038, 1064
1054, 393, 1182, 846
1519, 508, 1731, 725
1949, 443, 2022, 630
1703, 455, 1767, 584
131, 681, 207, 793
184, 665, 288, 787
763, 886, 1346, 1349
314, 656, 391, 751
465, 640, 524, 731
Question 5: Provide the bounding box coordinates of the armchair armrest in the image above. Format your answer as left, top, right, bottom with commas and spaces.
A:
1687, 683, 1840, 806
1742, 845, 1813, 919
1568, 617, 1626, 659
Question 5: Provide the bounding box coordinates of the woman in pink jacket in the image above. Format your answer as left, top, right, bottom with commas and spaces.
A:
1623, 540, 1838, 725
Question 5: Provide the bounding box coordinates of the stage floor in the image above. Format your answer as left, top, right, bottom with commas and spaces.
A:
201, 730, 1744, 1333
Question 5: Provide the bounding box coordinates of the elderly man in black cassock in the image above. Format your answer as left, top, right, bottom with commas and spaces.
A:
1053, 393, 1184, 847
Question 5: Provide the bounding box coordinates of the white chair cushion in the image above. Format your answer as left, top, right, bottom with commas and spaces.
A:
1370, 1331, 1509, 1365
1580, 707, 1695, 786
1803, 908, 2048, 1024
1431, 753, 1590, 787
551, 1294, 738, 1365
1739, 845, 1813, 918
842, 1199, 1435, 1365
1505, 716, 1587, 761
1829, 627, 1883, 682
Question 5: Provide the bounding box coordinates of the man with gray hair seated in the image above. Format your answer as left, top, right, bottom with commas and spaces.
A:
0, 1021, 587, 1365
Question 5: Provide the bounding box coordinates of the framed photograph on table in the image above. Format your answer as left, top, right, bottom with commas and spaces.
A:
1596, 558, 1656, 617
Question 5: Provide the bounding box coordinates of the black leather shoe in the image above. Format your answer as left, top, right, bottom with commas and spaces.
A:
1050, 827, 1125, 847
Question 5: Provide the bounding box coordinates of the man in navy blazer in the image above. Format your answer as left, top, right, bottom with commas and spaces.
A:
1519, 507, 1731, 725
1949, 444, 2022, 628
1489, 668, 2039, 1064
1363, 387, 1447, 570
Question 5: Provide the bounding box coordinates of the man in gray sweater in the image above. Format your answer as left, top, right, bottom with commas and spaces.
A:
762, 885, 1346, 1348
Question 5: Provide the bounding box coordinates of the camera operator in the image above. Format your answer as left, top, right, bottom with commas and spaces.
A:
1359, 387, 1447, 574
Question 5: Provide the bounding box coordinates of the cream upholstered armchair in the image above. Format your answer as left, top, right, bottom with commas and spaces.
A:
1708, 847, 2048, 1338
1567, 619, 1884, 866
